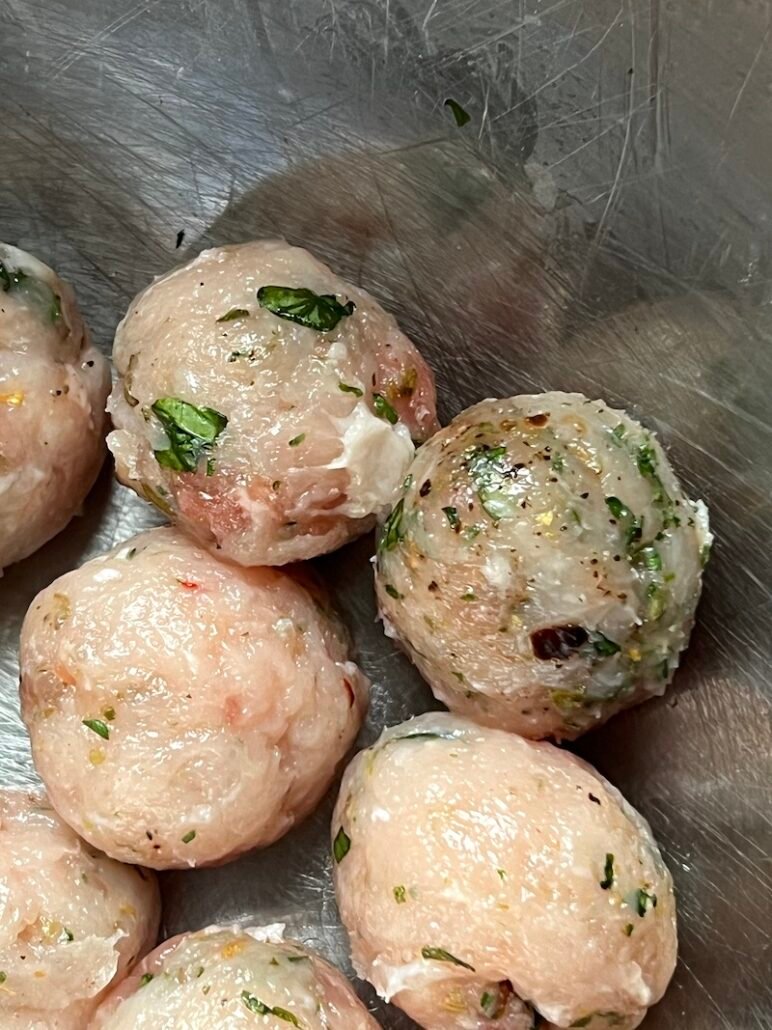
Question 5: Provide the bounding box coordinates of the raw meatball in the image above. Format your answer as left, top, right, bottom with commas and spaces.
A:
0, 244, 110, 571
107, 240, 438, 565
0, 789, 159, 1029
332, 713, 677, 1030
375, 392, 711, 739
20, 526, 369, 869
92, 924, 379, 1029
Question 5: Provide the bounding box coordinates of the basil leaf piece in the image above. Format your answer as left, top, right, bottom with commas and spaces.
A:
241, 991, 270, 1015
599, 853, 615, 890
421, 946, 475, 971
605, 496, 643, 548
378, 498, 405, 552
444, 98, 471, 126
151, 397, 228, 473
338, 382, 363, 397
82, 719, 109, 740
466, 444, 520, 521
257, 285, 354, 331
333, 826, 351, 863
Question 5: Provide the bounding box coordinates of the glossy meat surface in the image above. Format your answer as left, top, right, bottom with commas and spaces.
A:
20, 526, 369, 869
92, 924, 379, 1028
332, 713, 677, 1030
376, 393, 710, 739
0, 789, 159, 1029
0, 244, 110, 571
108, 240, 438, 565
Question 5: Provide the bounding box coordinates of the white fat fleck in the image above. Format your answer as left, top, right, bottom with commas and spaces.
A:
370, 807, 391, 823
371, 957, 445, 1002
625, 961, 654, 1006
324, 402, 414, 518
693, 498, 713, 552
326, 341, 350, 364
243, 923, 286, 944
93, 568, 122, 584
273, 617, 295, 637
482, 551, 514, 591
0, 465, 45, 497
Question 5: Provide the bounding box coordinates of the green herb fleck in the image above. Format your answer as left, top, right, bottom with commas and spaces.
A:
0, 261, 62, 324
195, 966, 205, 977
152, 397, 228, 473
338, 382, 363, 397
442, 506, 460, 530
378, 498, 405, 552
384, 584, 404, 600
103, 707, 116, 721
140, 973, 154, 987
444, 98, 471, 126
242, 990, 270, 1015
700, 542, 711, 567
287, 955, 309, 963
403, 473, 414, 491
467, 444, 518, 521
421, 946, 475, 971
605, 496, 643, 548
205, 457, 216, 476
611, 424, 626, 445
646, 582, 666, 620
82, 719, 109, 740
64, 927, 74, 941
600, 853, 615, 890
497, 868, 506, 881
461, 590, 476, 601
635, 889, 657, 916
288, 433, 306, 447
216, 307, 249, 322
0, 972, 5, 984
591, 633, 621, 657
393, 885, 407, 903
272, 1008, 301, 1027
639, 545, 662, 571
373, 392, 398, 424
333, 826, 351, 863
181, 829, 196, 844
624, 923, 634, 937
257, 285, 354, 331
551, 455, 565, 471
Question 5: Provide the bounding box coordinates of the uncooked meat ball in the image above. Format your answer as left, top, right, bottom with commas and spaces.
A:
376, 392, 711, 739
107, 239, 438, 565
0, 243, 110, 571
332, 713, 677, 1030
0, 789, 159, 1029
20, 526, 369, 869
92, 924, 379, 1029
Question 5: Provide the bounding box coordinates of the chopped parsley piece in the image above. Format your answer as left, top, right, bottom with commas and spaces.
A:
646, 582, 666, 620
378, 498, 405, 552
635, 889, 657, 916
421, 946, 475, 971
151, 397, 228, 473
700, 542, 711, 567
444, 97, 471, 126
636, 443, 679, 526
551, 454, 565, 471
611, 424, 626, 445
241, 990, 270, 1015
624, 923, 634, 937
103, 707, 116, 721
64, 927, 74, 941
272, 1008, 301, 1027
393, 885, 407, 903
591, 633, 621, 657
216, 307, 249, 322
288, 433, 306, 447
195, 965, 205, 977
139, 973, 154, 987
497, 868, 506, 880
373, 392, 398, 424
467, 444, 519, 521
333, 826, 351, 863
181, 829, 196, 844
384, 583, 403, 600
605, 496, 642, 548
287, 955, 309, 963
206, 457, 216, 476
0, 972, 5, 984
599, 853, 615, 890
639, 545, 662, 571
82, 718, 109, 740
338, 381, 363, 397
257, 285, 354, 331
0, 261, 62, 323
442, 506, 460, 530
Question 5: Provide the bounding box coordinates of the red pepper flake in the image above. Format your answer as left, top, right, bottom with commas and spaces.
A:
177, 579, 199, 590
343, 678, 356, 707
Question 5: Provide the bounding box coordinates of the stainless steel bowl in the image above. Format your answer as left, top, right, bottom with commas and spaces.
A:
1, 2, 770, 1026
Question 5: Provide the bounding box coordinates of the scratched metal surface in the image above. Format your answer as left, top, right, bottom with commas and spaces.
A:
1, 1, 771, 1026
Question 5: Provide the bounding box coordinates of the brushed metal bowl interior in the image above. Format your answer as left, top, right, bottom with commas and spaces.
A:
1, 2, 770, 1027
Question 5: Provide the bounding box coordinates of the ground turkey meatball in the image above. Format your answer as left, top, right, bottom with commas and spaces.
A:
20, 526, 369, 869
0, 789, 159, 1029
107, 240, 438, 565
375, 392, 711, 739
92, 924, 379, 1029
0, 244, 110, 571
332, 713, 677, 1030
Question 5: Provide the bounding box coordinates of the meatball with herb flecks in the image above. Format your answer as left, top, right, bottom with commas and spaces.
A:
375, 392, 711, 739
0, 244, 110, 571
332, 713, 677, 1030
0, 789, 159, 1029
107, 240, 438, 566
92, 924, 379, 1029
20, 526, 369, 869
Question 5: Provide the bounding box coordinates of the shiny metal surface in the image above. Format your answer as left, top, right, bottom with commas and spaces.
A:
1, 1, 770, 1027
